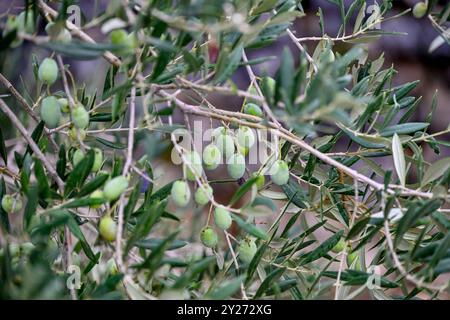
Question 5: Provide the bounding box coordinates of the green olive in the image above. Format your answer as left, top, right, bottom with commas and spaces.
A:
243, 103, 263, 118
236, 126, 255, 149
58, 98, 70, 113
185, 151, 203, 181
238, 238, 257, 264
202, 144, 221, 170
413, 2, 427, 19
171, 180, 191, 207
251, 173, 265, 190
72, 149, 85, 167
212, 126, 226, 139
200, 227, 218, 248
45, 22, 72, 43
92, 148, 103, 172
99, 216, 117, 242
331, 238, 346, 253
1, 194, 22, 214
194, 184, 213, 206
90, 190, 104, 209
68, 127, 86, 142
103, 175, 129, 201
71, 105, 90, 129
216, 133, 235, 160
17, 11, 35, 34
106, 258, 119, 275
213, 206, 232, 230
347, 251, 361, 270
269, 159, 289, 185
110, 29, 136, 54
38, 58, 58, 85
40, 96, 62, 128
261, 76, 276, 102
227, 153, 246, 180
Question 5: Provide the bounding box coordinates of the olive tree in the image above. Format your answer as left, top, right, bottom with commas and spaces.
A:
0, 0, 449, 300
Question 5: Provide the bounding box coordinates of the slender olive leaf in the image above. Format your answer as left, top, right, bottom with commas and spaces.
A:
56, 144, 66, 179
422, 157, 450, 187
253, 267, 286, 299
61, 197, 105, 209
172, 256, 216, 289
279, 211, 302, 239
76, 173, 109, 197
281, 179, 307, 209
429, 232, 450, 270
213, 43, 243, 84
94, 137, 126, 150
206, 277, 244, 300
22, 121, 44, 162
230, 213, 268, 240
277, 240, 316, 258
229, 175, 259, 206
387, 80, 420, 104
42, 40, 120, 60
339, 125, 388, 149
0, 127, 7, 165
64, 149, 95, 197
392, 133, 406, 187
251, 0, 278, 15
322, 270, 399, 288
125, 199, 168, 255
134, 238, 187, 251
395, 199, 443, 247
347, 216, 371, 240
245, 243, 268, 286
134, 231, 179, 277
265, 278, 298, 296
23, 186, 38, 231
34, 159, 51, 199
298, 231, 344, 265
124, 180, 141, 224
380, 122, 429, 137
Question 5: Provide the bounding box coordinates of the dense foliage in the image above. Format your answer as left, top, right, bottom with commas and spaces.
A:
0, 0, 449, 300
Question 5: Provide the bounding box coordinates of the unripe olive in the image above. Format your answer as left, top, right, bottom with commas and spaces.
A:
38, 58, 58, 85
212, 126, 226, 139
92, 148, 103, 172
331, 238, 346, 253
17, 11, 35, 34
216, 133, 235, 160
103, 175, 129, 201
99, 216, 117, 242
171, 180, 191, 207
243, 103, 263, 118
227, 153, 246, 180
213, 206, 232, 230
185, 151, 203, 181
72, 149, 85, 167
200, 227, 218, 248
238, 238, 257, 264
347, 251, 361, 270
236, 143, 249, 156
90, 190, 104, 209
261, 76, 276, 102
413, 2, 427, 19
20, 242, 35, 256
194, 184, 213, 206
40, 96, 62, 128
252, 173, 265, 190
1, 195, 22, 214
202, 144, 221, 170
58, 98, 69, 113
68, 127, 86, 142
269, 159, 289, 186
4, 16, 22, 47
106, 258, 119, 275
45, 22, 71, 43
71, 105, 90, 129
236, 126, 255, 149
110, 29, 136, 54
